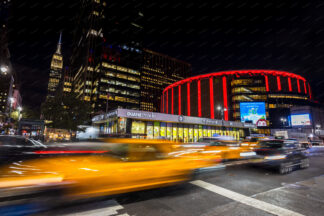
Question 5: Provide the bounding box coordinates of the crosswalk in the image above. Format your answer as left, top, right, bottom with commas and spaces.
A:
58, 175, 324, 216
191, 180, 304, 216
60, 200, 129, 216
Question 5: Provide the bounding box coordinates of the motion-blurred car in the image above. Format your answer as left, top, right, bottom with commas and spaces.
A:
301, 141, 312, 149
0, 135, 47, 164
0, 139, 213, 213
0, 136, 110, 165
240, 137, 263, 148
182, 137, 257, 162
253, 139, 309, 174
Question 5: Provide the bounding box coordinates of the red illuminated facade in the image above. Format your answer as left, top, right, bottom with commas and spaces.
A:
161, 70, 312, 128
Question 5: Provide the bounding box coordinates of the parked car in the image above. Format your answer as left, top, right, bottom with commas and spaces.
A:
253, 139, 309, 174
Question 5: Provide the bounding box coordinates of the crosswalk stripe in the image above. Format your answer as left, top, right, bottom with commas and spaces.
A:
191, 180, 304, 216
61, 200, 126, 216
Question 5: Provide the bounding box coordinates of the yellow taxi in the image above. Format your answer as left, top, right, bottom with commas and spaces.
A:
240, 136, 275, 149
240, 137, 262, 148
0, 139, 214, 200
181, 137, 257, 161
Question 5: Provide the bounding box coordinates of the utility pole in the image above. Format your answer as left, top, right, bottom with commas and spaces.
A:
106, 92, 109, 113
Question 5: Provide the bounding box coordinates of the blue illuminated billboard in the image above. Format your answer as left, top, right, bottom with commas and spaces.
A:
290, 114, 311, 126
240, 102, 267, 125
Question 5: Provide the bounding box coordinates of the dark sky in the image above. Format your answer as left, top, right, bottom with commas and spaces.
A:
7, 0, 324, 109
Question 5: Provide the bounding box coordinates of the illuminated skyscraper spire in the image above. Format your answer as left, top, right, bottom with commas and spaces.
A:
55, 31, 62, 55
47, 32, 63, 98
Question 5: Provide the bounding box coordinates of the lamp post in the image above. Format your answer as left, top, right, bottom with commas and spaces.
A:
280, 117, 287, 128
17, 106, 22, 121
217, 106, 227, 130
315, 124, 321, 137
217, 106, 227, 120
8, 97, 15, 123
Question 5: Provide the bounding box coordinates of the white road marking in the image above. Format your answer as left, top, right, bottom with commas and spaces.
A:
62, 200, 129, 216
191, 180, 304, 216
251, 186, 285, 198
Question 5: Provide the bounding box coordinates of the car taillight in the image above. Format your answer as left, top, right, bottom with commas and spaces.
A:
256, 148, 269, 151
34, 150, 109, 154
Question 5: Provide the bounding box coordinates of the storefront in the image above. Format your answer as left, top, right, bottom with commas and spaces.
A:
44, 128, 73, 142
92, 109, 254, 142
18, 119, 45, 141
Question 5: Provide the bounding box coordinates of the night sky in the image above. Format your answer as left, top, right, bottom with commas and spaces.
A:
7, 0, 324, 110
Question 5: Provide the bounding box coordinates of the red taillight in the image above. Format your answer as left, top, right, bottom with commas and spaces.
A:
34, 150, 109, 154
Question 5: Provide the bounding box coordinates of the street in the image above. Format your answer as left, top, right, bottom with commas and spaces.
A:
40, 147, 324, 216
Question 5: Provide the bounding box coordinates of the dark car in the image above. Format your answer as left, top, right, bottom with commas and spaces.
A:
0, 136, 110, 165
253, 139, 309, 174
0, 135, 47, 164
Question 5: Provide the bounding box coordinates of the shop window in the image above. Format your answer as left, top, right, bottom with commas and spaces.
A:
146, 122, 154, 139
188, 127, 194, 142
159, 122, 165, 138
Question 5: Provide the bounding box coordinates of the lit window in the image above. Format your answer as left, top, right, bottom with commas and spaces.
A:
116, 73, 128, 79
106, 71, 115, 77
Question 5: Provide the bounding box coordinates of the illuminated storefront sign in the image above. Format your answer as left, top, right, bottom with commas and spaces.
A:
126, 111, 156, 119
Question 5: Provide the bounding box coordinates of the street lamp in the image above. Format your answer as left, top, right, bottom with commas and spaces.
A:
8, 97, 15, 123
216, 105, 227, 120
1, 65, 8, 74
17, 106, 22, 121
280, 117, 287, 127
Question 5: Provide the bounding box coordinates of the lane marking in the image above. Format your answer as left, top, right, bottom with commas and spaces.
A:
61, 200, 129, 216
191, 180, 304, 216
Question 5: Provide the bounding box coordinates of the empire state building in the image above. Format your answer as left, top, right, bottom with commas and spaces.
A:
47, 32, 63, 98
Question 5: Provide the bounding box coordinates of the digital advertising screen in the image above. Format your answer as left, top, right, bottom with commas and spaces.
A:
240, 102, 267, 126
290, 114, 311, 126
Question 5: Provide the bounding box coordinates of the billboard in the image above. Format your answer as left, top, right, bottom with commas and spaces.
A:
290, 114, 311, 126
240, 102, 267, 126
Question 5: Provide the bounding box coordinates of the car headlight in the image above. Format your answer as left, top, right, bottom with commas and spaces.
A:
264, 155, 286, 160
0, 175, 64, 189
240, 152, 256, 157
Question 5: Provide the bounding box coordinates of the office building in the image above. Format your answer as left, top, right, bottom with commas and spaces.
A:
62, 67, 73, 94
0, 0, 17, 124
141, 49, 191, 112
70, 0, 143, 114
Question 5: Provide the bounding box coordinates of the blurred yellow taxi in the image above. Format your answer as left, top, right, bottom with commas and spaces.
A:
240, 136, 274, 149
181, 137, 257, 161
240, 137, 262, 148
0, 139, 213, 200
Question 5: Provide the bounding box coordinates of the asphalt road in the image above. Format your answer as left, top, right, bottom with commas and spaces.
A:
40, 147, 324, 216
